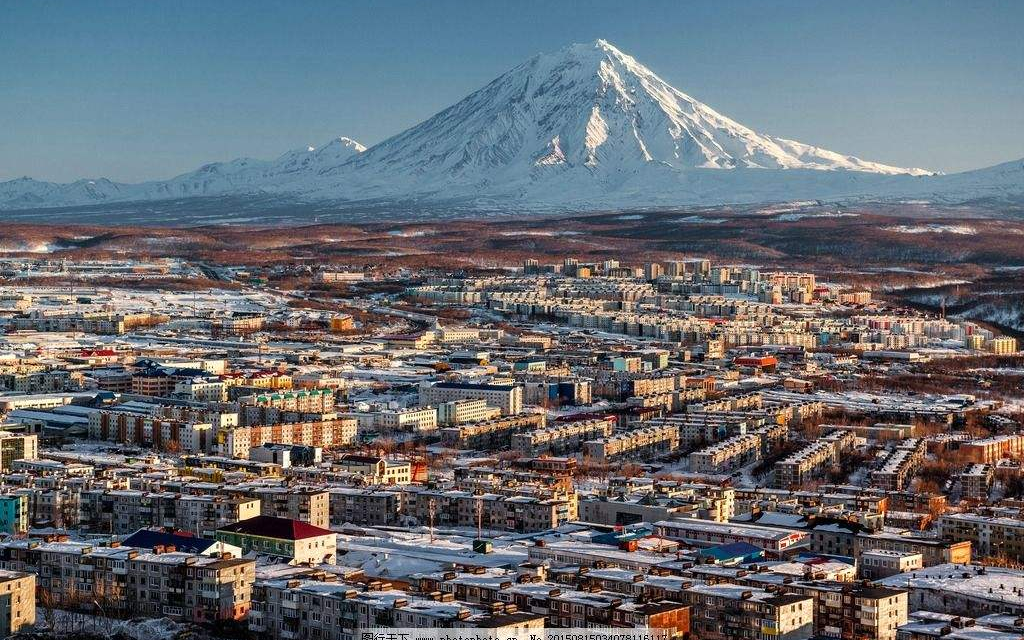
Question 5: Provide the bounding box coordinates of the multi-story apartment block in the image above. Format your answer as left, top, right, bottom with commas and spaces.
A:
376, 406, 439, 432
959, 463, 994, 501
250, 577, 546, 640
774, 430, 855, 489
221, 419, 357, 459
987, 336, 1018, 354
436, 399, 502, 426
859, 549, 923, 580
939, 513, 1024, 562
439, 414, 545, 450
89, 410, 214, 452
689, 432, 761, 474
855, 531, 972, 567
789, 581, 908, 640
871, 439, 926, 491
682, 583, 813, 640
581, 485, 734, 525
328, 487, 404, 527
511, 419, 613, 456
583, 423, 679, 464
0, 494, 29, 534
177, 495, 265, 537
333, 454, 412, 485
959, 434, 1024, 463
877, 565, 1024, 618
228, 486, 330, 529
0, 433, 38, 472
77, 489, 261, 536
402, 487, 577, 533
0, 569, 35, 636
238, 389, 337, 426
420, 381, 523, 416
0, 539, 253, 623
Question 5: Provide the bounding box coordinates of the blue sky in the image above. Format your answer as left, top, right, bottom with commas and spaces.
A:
2, 0, 1022, 182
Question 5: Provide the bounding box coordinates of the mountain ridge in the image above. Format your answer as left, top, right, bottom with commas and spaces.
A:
1, 39, 1020, 215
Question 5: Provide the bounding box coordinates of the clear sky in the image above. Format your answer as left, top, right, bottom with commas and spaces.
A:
2, 0, 1022, 182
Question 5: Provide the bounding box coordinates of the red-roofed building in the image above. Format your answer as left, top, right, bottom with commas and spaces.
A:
733, 355, 778, 372
215, 515, 337, 565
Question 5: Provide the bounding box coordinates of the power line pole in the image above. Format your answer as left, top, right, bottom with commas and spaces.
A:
476, 496, 483, 540
428, 497, 437, 545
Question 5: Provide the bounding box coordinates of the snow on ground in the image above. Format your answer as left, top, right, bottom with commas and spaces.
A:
883, 224, 977, 235
676, 215, 726, 224
34, 609, 188, 639
498, 230, 582, 237
775, 211, 859, 221
337, 529, 529, 579
0, 243, 57, 253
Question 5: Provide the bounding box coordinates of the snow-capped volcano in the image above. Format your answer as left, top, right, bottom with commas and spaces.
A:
2, 39, 1019, 216
323, 40, 927, 188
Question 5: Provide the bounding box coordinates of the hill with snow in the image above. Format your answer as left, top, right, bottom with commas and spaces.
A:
0, 40, 1020, 216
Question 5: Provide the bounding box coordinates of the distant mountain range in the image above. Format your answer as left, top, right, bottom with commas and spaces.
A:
2, 39, 1022, 217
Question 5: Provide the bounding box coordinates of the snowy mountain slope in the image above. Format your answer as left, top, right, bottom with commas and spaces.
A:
0, 136, 365, 208
0, 39, 1020, 215
293, 39, 932, 202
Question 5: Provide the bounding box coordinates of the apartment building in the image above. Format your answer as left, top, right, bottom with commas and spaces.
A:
939, 513, 1024, 562
328, 487, 404, 527
856, 531, 972, 567
235, 486, 330, 529
689, 432, 761, 474
871, 439, 926, 491
402, 487, 577, 533
89, 410, 214, 453
789, 581, 908, 640
333, 454, 412, 485
0, 369, 81, 394
682, 583, 813, 640
78, 489, 261, 536
221, 419, 357, 459
959, 463, 994, 501
238, 389, 337, 425
176, 495, 263, 537
959, 434, 1024, 463
987, 336, 1018, 354
511, 419, 613, 456
153, 404, 240, 430
0, 539, 254, 623
583, 423, 679, 464
580, 487, 734, 525
859, 549, 923, 580
250, 578, 544, 639
377, 406, 438, 432
774, 430, 855, 489
0, 494, 28, 534
436, 399, 501, 425
877, 564, 1024, 618
420, 381, 523, 416
14, 310, 167, 335
0, 570, 34, 636
439, 414, 545, 450
0, 433, 38, 472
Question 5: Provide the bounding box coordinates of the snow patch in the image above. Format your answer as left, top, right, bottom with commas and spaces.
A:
884, 224, 977, 235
